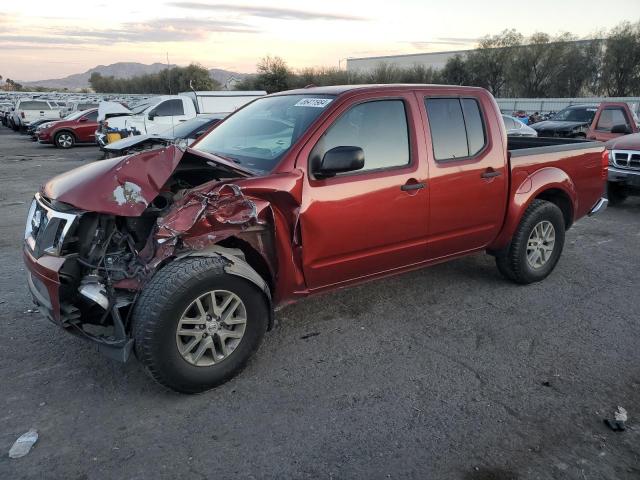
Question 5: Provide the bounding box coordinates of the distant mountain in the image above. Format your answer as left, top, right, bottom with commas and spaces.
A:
22, 62, 247, 90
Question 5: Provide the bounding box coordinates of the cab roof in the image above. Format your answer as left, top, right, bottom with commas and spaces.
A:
272, 84, 487, 97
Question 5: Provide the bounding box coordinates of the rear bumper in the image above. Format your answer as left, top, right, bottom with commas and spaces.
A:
588, 197, 608, 216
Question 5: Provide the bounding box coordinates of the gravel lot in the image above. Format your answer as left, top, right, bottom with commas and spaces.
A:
1, 127, 639, 480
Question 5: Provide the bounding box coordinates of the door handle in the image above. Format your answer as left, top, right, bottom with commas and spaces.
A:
481, 170, 502, 179
401, 182, 425, 191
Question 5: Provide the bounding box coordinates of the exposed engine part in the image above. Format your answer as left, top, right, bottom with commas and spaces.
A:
78, 278, 109, 310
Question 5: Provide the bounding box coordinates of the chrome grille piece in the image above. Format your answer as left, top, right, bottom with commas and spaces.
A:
612, 150, 640, 171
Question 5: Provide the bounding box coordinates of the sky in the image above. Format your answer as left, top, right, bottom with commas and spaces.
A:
1, 0, 639, 81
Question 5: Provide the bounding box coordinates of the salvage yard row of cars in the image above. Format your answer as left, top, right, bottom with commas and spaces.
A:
3, 85, 640, 392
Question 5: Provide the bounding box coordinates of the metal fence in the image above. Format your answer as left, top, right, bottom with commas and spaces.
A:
496, 97, 640, 117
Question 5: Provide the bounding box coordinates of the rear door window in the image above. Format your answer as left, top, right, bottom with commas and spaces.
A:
425, 98, 486, 161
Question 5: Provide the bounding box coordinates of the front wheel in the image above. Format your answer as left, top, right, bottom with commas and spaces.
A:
496, 199, 565, 284
133, 257, 269, 393
54, 131, 75, 149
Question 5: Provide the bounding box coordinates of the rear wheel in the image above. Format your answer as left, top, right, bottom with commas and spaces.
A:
133, 257, 269, 393
607, 182, 628, 206
54, 131, 75, 149
495, 199, 565, 284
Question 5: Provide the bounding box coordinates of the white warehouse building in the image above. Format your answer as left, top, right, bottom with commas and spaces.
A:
346, 49, 469, 73
345, 40, 596, 74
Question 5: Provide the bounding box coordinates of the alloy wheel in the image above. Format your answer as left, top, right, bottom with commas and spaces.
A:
175, 290, 247, 367
526, 220, 556, 269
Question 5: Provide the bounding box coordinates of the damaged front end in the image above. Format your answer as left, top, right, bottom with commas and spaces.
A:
24, 145, 278, 362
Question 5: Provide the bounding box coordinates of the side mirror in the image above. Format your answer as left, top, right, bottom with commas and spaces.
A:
148, 111, 157, 121
78, 117, 87, 123
315, 146, 365, 178
611, 124, 631, 135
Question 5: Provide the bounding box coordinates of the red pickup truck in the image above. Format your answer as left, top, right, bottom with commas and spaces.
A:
23, 85, 608, 392
586, 102, 639, 142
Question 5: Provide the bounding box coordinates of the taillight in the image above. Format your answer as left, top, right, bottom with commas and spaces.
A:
601, 150, 609, 180
20, 111, 25, 118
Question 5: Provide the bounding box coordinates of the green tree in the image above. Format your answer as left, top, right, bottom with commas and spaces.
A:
89, 64, 219, 94
255, 56, 292, 93
466, 29, 522, 96
601, 21, 640, 96
509, 33, 573, 97
441, 55, 470, 85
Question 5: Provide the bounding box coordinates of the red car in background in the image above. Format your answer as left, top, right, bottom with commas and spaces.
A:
37, 109, 99, 148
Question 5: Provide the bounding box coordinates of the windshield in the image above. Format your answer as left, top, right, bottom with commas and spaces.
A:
159, 116, 217, 139
552, 107, 597, 123
130, 99, 160, 114
64, 110, 87, 121
194, 94, 335, 173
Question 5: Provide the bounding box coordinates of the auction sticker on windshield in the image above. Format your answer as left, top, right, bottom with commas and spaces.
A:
294, 98, 333, 108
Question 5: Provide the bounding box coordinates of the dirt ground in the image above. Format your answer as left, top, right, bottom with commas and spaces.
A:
1, 127, 639, 479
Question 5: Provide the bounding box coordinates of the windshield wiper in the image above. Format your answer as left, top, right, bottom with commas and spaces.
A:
210, 151, 242, 164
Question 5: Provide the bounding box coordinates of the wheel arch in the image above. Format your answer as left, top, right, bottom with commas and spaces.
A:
53, 128, 77, 142
173, 243, 276, 330
489, 167, 577, 252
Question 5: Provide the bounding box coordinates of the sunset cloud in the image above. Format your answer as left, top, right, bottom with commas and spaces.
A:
167, 2, 367, 21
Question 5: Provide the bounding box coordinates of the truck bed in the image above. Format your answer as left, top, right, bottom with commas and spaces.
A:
506, 136, 605, 223
508, 136, 602, 157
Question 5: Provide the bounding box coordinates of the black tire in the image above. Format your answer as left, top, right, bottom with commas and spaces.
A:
54, 131, 76, 149
495, 199, 565, 284
607, 182, 627, 206
133, 256, 269, 393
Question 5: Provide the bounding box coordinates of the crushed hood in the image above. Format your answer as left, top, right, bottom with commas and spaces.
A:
103, 134, 169, 153
42, 146, 253, 216
97, 101, 132, 122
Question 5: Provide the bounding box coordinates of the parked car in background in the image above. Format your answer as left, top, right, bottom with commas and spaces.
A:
63, 101, 99, 118
531, 105, 598, 138
11, 99, 63, 131
512, 110, 530, 124
605, 132, 640, 205
95, 91, 266, 146
23, 85, 607, 393
37, 108, 99, 148
102, 113, 224, 158
502, 115, 538, 137
586, 102, 640, 142
27, 118, 57, 140
0, 103, 13, 126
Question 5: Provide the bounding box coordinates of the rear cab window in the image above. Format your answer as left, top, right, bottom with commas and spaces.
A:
596, 107, 630, 131
19, 101, 51, 111
425, 97, 487, 161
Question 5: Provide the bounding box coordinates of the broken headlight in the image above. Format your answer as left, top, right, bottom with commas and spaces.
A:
25, 193, 79, 257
